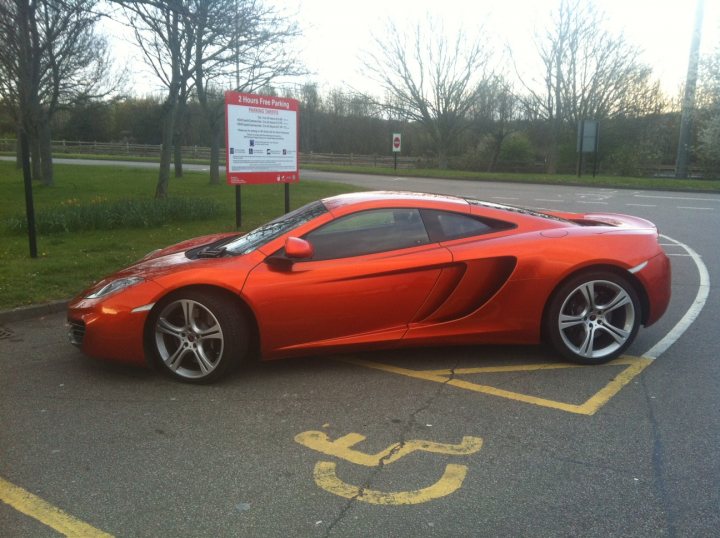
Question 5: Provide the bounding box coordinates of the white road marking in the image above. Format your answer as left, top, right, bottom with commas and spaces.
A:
677, 206, 714, 211
626, 204, 657, 207
635, 194, 719, 202
643, 235, 710, 360
535, 199, 563, 203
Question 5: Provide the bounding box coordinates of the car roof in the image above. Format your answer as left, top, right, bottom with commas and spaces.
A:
319, 191, 580, 230
321, 191, 470, 211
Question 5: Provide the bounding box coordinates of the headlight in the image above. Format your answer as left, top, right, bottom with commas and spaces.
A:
86, 277, 145, 299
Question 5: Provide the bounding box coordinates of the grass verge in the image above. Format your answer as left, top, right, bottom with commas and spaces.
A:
0, 161, 359, 310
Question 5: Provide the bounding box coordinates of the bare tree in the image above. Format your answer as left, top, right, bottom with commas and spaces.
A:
517, 0, 659, 173
119, 0, 194, 197
120, 0, 302, 194
0, 0, 118, 185
470, 76, 521, 172
364, 19, 493, 169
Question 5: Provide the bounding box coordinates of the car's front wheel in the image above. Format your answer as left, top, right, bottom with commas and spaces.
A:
148, 289, 248, 383
544, 272, 641, 364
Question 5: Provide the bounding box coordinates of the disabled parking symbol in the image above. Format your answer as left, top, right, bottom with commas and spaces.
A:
295, 430, 483, 505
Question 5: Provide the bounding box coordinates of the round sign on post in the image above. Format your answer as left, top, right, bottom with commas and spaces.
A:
392, 133, 402, 153
391, 132, 401, 171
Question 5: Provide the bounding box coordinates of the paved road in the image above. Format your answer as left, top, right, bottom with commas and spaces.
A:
1, 166, 718, 537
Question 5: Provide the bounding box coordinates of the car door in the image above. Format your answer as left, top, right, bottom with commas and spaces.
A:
243, 208, 453, 356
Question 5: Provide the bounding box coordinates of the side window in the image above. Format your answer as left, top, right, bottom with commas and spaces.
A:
305, 208, 430, 260
420, 209, 515, 242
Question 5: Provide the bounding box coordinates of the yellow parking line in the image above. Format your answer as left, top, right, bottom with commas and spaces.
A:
424, 363, 586, 376
0, 475, 113, 537
339, 356, 653, 416
423, 356, 641, 376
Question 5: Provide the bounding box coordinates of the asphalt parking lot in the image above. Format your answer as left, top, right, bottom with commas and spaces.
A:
1, 174, 718, 537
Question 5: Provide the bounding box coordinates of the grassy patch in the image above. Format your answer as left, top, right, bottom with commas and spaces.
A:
0, 161, 360, 309
6, 196, 221, 234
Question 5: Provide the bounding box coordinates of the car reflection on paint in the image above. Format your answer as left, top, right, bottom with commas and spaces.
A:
67, 191, 671, 383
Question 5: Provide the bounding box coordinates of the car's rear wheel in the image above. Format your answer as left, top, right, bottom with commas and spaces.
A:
545, 272, 641, 364
149, 289, 247, 383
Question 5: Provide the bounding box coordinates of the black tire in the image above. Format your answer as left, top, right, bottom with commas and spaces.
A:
148, 289, 248, 383
544, 271, 641, 365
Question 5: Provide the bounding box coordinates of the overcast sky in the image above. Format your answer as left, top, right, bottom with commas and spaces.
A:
110, 0, 719, 98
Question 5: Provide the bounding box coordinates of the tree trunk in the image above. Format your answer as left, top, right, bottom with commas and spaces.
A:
487, 133, 503, 172
154, 5, 180, 199
173, 97, 185, 178
15, 132, 22, 169
438, 150, 449, 169
546, 117, 560, 174
173, 136, 183, 178
156, 104, 176, 199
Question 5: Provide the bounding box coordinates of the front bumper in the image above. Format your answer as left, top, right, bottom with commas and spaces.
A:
67, 280, 165, 366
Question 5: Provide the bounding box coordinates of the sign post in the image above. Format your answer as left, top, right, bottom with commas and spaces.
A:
392, 133, 401, 170
576, 120, 599, 178
225, 92, 300, 226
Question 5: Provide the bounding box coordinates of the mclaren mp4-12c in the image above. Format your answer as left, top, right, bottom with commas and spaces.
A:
68, 191, 671, 383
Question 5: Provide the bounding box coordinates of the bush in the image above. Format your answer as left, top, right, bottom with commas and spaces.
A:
6, 197, 221, 234
498, 133, 535, 164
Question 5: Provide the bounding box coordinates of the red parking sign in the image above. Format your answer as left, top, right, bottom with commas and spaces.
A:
225, 91, 299, 185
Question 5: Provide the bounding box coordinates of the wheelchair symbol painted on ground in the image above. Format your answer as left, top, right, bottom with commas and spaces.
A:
295, 430, 483, 505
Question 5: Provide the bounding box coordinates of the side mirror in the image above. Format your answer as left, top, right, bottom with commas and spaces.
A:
265, 237, 314, 270
284, 236, 314, 259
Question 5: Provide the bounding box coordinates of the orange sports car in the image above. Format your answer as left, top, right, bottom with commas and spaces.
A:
67, 191, 671, 383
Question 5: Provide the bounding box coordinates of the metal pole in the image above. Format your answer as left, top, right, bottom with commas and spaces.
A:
577, 120, 585, 178
21, 132, 37, 258
235, 185, 242, 229
394, 153, 397, 171
592, 122, 599, 178
284, 183, 290, 213
675, 0, 704, 179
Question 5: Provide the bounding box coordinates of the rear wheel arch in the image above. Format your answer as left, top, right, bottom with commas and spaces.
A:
543, 264, 649, 329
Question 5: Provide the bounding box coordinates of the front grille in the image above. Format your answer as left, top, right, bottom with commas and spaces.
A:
67, 320, 86, 347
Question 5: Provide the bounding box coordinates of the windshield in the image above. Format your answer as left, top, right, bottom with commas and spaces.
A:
224, 201, 328, 255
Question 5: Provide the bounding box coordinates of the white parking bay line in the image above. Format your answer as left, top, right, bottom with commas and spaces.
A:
635, 194, 720, 202
626, 204, 657, 207
677, 207, 714, 210
643, 235, 710, 360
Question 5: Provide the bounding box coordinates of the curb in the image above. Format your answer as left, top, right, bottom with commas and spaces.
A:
0, 300, 69, 324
